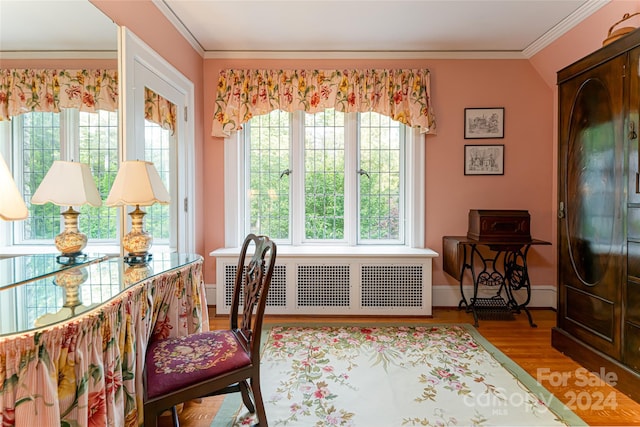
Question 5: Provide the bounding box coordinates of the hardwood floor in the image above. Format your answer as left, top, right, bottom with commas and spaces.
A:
160, 307, 640, 427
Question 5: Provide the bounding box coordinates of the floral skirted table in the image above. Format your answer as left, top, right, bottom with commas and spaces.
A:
0, 253, 208, 426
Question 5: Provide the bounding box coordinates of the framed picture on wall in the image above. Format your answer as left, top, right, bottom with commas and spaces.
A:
464, 107, 504, 139
464, 144, 504, 175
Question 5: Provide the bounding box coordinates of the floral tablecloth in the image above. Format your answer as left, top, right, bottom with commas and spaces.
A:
0, 259, 207, 426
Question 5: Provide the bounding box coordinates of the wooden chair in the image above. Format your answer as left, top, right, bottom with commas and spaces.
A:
143, 234, 277, 427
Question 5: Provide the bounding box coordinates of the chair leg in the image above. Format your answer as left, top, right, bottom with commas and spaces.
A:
238, 380, 256, 413
252, 375, 268, 427
171, 405, 180, 427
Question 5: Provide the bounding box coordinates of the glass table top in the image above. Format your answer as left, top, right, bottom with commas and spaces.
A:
0, 253, 202, 337
0, 253, 111, 290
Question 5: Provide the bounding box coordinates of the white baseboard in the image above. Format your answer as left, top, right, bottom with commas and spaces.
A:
205, 283, 216, 306
205, 283, 557, 310
432, 284, 557, 309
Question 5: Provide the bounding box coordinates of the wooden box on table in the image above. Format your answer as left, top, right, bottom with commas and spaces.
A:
467, 209, 531, 242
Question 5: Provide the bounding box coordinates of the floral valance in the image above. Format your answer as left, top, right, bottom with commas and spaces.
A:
211, 68, 437, 137
0, 69, 118, 121
145, 87, 177, 135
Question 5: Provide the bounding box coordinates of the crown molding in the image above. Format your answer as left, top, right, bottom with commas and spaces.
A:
203, 50, 527, 60
523, 0, 610, 58
153, 0, 205, 58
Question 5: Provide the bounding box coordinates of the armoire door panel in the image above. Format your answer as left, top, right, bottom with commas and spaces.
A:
565, 78, 617, 290
630, 209, 640, 241
558, 53, 626, 357
630, 242, 640, 278
627, 279, 640, 324
630, 47, 640, 205
626, 46, 640, 372
565, 286, 615, 339
624, 321, 640, 372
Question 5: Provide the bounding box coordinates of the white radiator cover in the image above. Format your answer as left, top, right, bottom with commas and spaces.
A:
210, 246, 438, 316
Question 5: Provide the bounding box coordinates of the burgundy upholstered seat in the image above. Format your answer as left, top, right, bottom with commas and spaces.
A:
145, 330, 251, 399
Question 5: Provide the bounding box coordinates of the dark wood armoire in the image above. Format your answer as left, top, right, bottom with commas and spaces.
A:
553, 27, 640, 401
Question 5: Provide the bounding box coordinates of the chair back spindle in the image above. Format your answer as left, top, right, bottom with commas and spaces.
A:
230, 234, 276, 366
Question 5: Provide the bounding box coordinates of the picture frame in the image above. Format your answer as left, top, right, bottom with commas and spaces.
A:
464, 107, 504, 139
464, 144, 504, 175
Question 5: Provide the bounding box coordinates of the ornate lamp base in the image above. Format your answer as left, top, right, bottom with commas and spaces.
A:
123, 205, 154, 264
55, 207, 88, 263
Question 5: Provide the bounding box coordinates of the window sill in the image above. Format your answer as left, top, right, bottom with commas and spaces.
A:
210, 244, 439, 258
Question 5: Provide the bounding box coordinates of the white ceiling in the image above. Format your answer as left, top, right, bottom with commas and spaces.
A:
0, 0, 610, 58
159, 0, 605, 56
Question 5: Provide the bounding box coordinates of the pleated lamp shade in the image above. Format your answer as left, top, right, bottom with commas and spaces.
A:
31, 160, 102, 207
0, 152, 28, 221
106, 160, 170, 207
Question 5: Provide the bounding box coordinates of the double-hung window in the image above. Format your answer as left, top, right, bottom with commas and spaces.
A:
226, 108, 425, 247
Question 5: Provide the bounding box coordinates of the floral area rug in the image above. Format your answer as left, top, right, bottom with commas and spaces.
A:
210, 324, 585, 427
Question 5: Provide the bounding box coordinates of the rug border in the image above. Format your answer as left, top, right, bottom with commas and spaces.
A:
211, 322, 587, 427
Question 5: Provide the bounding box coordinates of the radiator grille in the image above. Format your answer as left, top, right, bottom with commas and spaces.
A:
223, 264, 287, 308
223, 265, 235, 307
297, 265, 350, 307
361, 265, 423, 307
269, 265, 287, 306
215, 253, 433, 316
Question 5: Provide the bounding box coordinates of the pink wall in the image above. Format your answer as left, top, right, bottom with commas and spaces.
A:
203, 58, 555, 288
89, 0, 638, 297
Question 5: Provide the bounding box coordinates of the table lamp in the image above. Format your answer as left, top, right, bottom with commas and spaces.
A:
0, 152, 28, 221
106, 160, 170, 263
31, 160, 102, 263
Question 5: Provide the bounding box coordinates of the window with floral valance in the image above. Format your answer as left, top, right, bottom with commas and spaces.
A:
211, 68, 437, 137
0, 69, 176, 133
0, 70, 178, 250
0, 69, 119, 120
145, 87, 177, 135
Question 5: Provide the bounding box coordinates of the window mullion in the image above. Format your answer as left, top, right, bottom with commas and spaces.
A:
345, 113, 358, 245
398, 124, 407, 244
291, 111, 304, 245
12, 117, 28, 245
224, 130, 246, 247
61, 110, 78, 162
11, 117, 25, 197
406, 128, 425, 248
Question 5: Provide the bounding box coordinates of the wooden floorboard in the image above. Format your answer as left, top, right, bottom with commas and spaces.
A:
158, 307, 640, 427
